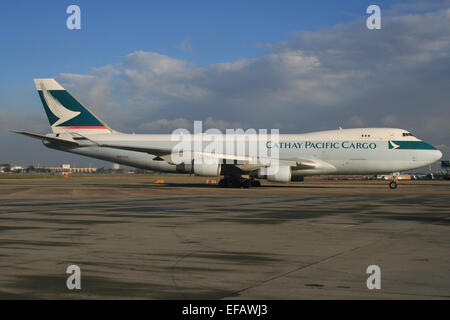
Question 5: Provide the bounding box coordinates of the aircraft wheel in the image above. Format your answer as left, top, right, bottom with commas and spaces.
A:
389, 181, 398, 189
251, 180, 261, 187
241, 178, 250, 189
230, 178, 242, 188
218, 179, 227, 188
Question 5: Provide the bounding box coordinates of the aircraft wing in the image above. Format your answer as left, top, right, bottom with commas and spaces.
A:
97, 142, 268, 163
98, 143, 172, 157
13, 133, 334, 171
96, 142, 326, 169
12, 131, 80, 147
97, 143, 256, 161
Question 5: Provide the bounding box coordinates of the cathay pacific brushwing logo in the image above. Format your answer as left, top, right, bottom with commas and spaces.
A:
388, 140, 437, 150
41, 86, 80, 127
388, 141, 400, 149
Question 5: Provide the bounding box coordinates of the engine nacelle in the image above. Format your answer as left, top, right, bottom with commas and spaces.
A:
291, 175, 304, 182
256, 165, 291, 183
176, 162, 193, 173
193, 158, 221, 177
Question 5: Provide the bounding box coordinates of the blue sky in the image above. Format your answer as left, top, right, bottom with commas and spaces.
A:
1, 0, 449, 167
1, 0, 402, 91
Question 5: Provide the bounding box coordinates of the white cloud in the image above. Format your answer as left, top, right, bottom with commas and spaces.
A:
138, 118, 191, 132
4, 2, 449, 167
52, 5, 450, 147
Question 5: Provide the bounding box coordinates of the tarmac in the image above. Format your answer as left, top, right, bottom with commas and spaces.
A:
0, 175, 449, 299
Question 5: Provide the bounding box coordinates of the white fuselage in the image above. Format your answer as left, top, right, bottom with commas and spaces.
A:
44, 128, 442, 177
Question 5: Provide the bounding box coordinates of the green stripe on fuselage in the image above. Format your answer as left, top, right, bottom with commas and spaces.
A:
389, 140, 437, 150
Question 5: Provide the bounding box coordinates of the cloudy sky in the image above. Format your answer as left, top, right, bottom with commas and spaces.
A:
1, 0, 449, 169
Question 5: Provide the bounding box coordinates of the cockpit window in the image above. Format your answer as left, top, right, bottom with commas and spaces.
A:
402, 132, 413, 136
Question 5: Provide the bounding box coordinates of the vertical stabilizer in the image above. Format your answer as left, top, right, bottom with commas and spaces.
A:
34, 78, 113, 134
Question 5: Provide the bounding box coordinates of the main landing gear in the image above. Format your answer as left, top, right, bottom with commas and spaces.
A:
218, 176, 261, 188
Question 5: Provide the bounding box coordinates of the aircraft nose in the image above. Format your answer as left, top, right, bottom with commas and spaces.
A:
435, 149, 443, 162
422, 141, 442, 164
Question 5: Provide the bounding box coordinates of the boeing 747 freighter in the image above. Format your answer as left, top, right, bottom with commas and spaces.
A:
13, 79, 442, 188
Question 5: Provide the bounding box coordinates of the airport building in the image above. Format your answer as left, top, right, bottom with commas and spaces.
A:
0, 164, 24, 173
0, 164, 96, 174
54, 164, 97, 173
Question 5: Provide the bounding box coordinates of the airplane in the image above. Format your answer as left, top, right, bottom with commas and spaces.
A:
13, 78, 442, 189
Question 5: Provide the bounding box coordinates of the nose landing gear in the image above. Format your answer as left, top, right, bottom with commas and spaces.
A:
389, 180, 398, 189
388, 172, 399, 189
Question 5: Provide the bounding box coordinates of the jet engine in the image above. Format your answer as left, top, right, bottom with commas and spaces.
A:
255, 165, 291, 183
193, 158, 221, 177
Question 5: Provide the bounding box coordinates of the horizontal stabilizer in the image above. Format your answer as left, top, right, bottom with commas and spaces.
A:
11, 131, 80, 147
